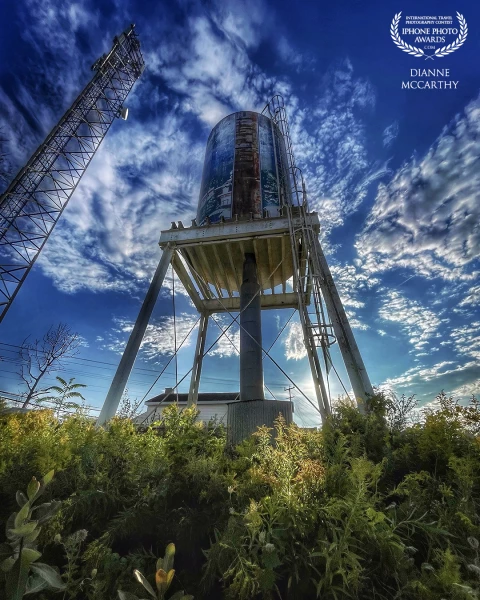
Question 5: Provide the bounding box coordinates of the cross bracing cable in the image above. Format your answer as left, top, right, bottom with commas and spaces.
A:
185, 259, 322, 416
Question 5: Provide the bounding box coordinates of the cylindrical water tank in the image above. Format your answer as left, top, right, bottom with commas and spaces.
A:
197, 111, 291, 225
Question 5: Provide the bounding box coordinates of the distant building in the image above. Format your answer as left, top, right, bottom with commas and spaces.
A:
134, 389, 239, 425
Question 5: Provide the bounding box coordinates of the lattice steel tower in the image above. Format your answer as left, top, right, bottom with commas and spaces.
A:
0, 25, 145, 321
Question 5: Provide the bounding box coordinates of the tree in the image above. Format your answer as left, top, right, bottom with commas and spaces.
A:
39, 376, 87, 417
117, 388, 144, 419
19, 323, 82, 408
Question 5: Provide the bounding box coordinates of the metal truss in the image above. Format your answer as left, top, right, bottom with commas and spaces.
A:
0, 25, 145, 322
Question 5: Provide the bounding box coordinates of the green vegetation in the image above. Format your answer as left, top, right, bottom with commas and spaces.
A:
1, 471, 65, 599
36, 377, 87, 417
0, 392, 479, 599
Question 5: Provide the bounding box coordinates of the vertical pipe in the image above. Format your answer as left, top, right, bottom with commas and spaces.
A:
187, 313, 208, 406
240, 253, 264, 401
97, 244, 175, 425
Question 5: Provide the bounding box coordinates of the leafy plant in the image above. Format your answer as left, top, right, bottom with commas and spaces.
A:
38, 376, 86, 416
0, 470, 65, 599
1, 391, 479, 599
118, 543, 193, 600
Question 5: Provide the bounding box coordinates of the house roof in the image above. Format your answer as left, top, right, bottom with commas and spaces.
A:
146, 390, 239, 405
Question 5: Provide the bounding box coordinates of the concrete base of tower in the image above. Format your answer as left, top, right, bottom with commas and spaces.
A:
227, 400, 294, 446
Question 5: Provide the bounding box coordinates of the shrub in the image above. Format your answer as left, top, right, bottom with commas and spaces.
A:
0, 394, 479, 599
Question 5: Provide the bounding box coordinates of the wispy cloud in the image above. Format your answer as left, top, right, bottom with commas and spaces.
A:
382, 360, 476, 390
379, 289, 444, 353
449, 378, 480, 400
450, 321, 480, 362
208, 316, 240, 358
102, 313, 199, 360
356, 94, 480, 283
291, 58, 390, 242
382, 121, 399, 148
38, 112, 203, 294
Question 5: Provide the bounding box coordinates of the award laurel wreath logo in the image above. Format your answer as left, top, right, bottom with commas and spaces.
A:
390, 12, 468, 60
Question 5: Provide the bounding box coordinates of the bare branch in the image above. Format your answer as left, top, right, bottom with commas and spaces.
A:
18, 323, 82, 408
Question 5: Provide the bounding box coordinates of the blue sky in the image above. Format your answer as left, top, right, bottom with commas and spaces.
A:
0, 0, 478, 426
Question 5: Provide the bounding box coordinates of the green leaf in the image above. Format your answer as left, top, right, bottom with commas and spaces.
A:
9, 521, 38, 537
14, 502, 31, 529
21, 549, 41, 564
163, 543, 175, 572
31, 562, 66, 590
5, 545, 40, 600
27, 478, 40, 502
41, 470, 55, 487
23, 527, 41, 544
133, 570, 156, 598
5, 514, 16, 540
118, 592, 140, 600
24, 574, 48, 594
16, 491, 28, 508
1, 556, 15, 573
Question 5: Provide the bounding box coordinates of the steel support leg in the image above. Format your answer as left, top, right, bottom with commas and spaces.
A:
312, 236, 373, 412
97, 244, 175, 425
187, 312, 208, 406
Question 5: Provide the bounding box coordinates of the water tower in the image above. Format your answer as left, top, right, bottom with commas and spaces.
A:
97, 96, 373, 441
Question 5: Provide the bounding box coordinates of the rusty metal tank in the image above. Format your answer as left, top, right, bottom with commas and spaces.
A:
197, 111, 291, 225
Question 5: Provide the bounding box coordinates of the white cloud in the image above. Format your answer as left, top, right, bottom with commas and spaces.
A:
379, 289, 443, 352
449, 379, 480, 400
450, 321, 480, 362
356, 94, 480, 283
458, 285, 480, 308
104, 313, 199, 360
285, 322, 306, 360
329, 263, 379, 329
210, 0, 267, 50
346, 316, 369, 331
383, 121, 399, 148
383, 360, 475, 389
37, 113, 203, 293
289, 59, 390, 242
276, 37, 315, 72
150, 13, 275, 126
207, 316, 240, 358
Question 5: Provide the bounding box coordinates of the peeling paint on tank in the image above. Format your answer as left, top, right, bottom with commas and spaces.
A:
259, 114, 281, 217
197, 114, 235, 225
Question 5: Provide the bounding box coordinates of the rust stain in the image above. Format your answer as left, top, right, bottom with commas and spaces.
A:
233, 112, 261, 218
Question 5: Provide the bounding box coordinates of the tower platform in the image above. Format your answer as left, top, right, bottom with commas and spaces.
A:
160, 211, 320, 314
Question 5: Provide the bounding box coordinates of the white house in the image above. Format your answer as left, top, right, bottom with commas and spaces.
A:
134, 389, 239, 425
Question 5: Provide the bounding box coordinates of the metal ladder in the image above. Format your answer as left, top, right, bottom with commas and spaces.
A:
262, 95, 336, 418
